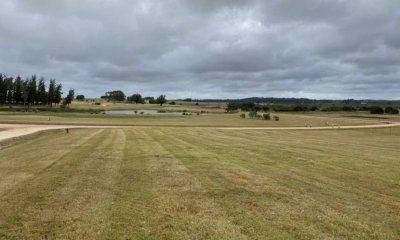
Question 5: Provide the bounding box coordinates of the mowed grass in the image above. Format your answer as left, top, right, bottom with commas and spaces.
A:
0, 111, 382, 127
0, 127, 399, 239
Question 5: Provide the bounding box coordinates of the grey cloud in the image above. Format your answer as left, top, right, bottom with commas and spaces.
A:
0, 0, 399, 99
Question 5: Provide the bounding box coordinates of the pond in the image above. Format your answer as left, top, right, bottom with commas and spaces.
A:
105, 109, 197, 116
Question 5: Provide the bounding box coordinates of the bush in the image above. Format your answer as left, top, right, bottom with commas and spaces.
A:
262, 113, 271, 120
370, 106, 384, 114
240, 113, 246, 119
169, 101, 176, 105
273, 115, 280, 121
385, 106, 399, 114
248, 111, 258, 119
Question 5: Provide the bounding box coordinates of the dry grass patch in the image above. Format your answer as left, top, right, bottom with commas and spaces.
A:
0, 127, 399, 239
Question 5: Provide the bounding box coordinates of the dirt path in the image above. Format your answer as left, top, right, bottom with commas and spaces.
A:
1, 122, 400, 142
0, 124, 112, 142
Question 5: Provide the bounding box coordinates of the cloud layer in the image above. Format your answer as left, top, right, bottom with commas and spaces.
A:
1, 0, 399, 99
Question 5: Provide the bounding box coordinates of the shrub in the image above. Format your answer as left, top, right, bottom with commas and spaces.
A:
169, 101, 176, 105
273, 115, 280, 121
262, 113, 271, 120
370, 106, 384, 114
385, 106, 399, 114
240, 113, 246, 119
248, 111, 258, 119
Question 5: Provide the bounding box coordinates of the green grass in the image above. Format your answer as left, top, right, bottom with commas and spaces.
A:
1, 127, 399, 239
0, 111, 384, 127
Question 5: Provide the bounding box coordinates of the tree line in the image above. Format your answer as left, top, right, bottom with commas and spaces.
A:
102, 90, 167, 106
226, 102, 399, 115
0, 74, 65, 106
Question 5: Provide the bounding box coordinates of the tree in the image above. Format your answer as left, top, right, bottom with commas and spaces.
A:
22, 80, 29, 106
156, 95, 167, 106
27, 75, 37, 104
54, 83, 63, 105
145, 97, 155, 104
76, 95, 85, 101
104, 90, 126, 102
62, 89, 75, 106
225, 102, 239, 113
128, 93, 143, 104
48, 79, 56, 107
13, 76, 23, 104
37, 78, 47, 105
4, 76, 14, 104
0, 74, 5, 104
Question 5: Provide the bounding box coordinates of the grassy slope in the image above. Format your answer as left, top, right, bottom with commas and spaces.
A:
0, 127, 399, 239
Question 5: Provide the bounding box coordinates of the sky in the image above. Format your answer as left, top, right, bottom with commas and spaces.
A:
0, 0, 399, 99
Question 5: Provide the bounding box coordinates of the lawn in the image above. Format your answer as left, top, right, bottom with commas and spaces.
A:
0, 127, 399, 239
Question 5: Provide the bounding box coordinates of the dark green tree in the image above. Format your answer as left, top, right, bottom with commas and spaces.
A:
128, 93, 143, 104
62, 89, 75, 106
105, 90, 126, 102
145, 97, 155, 104
48, 79, 56, 107
37, 78, 47, 105
13, 76, 23, 104
54, 83, 63, 105
156, 94, 167, 106
76, 95, 85, 101
27, 75, 37, 104
22, 80, 29, 106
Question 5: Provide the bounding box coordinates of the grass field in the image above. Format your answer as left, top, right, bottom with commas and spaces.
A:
0, 111, 385, 127
71, 100, 226, 113
1, 127, 399, 239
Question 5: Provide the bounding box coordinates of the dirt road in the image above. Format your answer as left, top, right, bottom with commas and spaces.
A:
1, 122, 400, 142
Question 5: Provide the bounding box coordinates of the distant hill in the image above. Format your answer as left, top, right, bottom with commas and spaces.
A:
183, 98, 400, 105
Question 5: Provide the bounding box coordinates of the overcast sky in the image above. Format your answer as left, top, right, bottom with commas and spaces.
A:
1, 0, 399, 99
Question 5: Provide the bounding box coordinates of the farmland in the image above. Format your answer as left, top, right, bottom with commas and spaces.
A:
0, 125, 399, 239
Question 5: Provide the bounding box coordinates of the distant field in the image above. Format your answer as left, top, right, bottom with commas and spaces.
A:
71, 100, 227, 113
0, 127, 399, 239
0, 111, 385, 127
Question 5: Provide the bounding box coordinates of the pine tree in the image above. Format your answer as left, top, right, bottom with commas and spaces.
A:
13, 76, 23, 104
48, 79, 56, 107
54, 83, 62, 105
37, 77, 47, 105
27, 75, 37, 104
